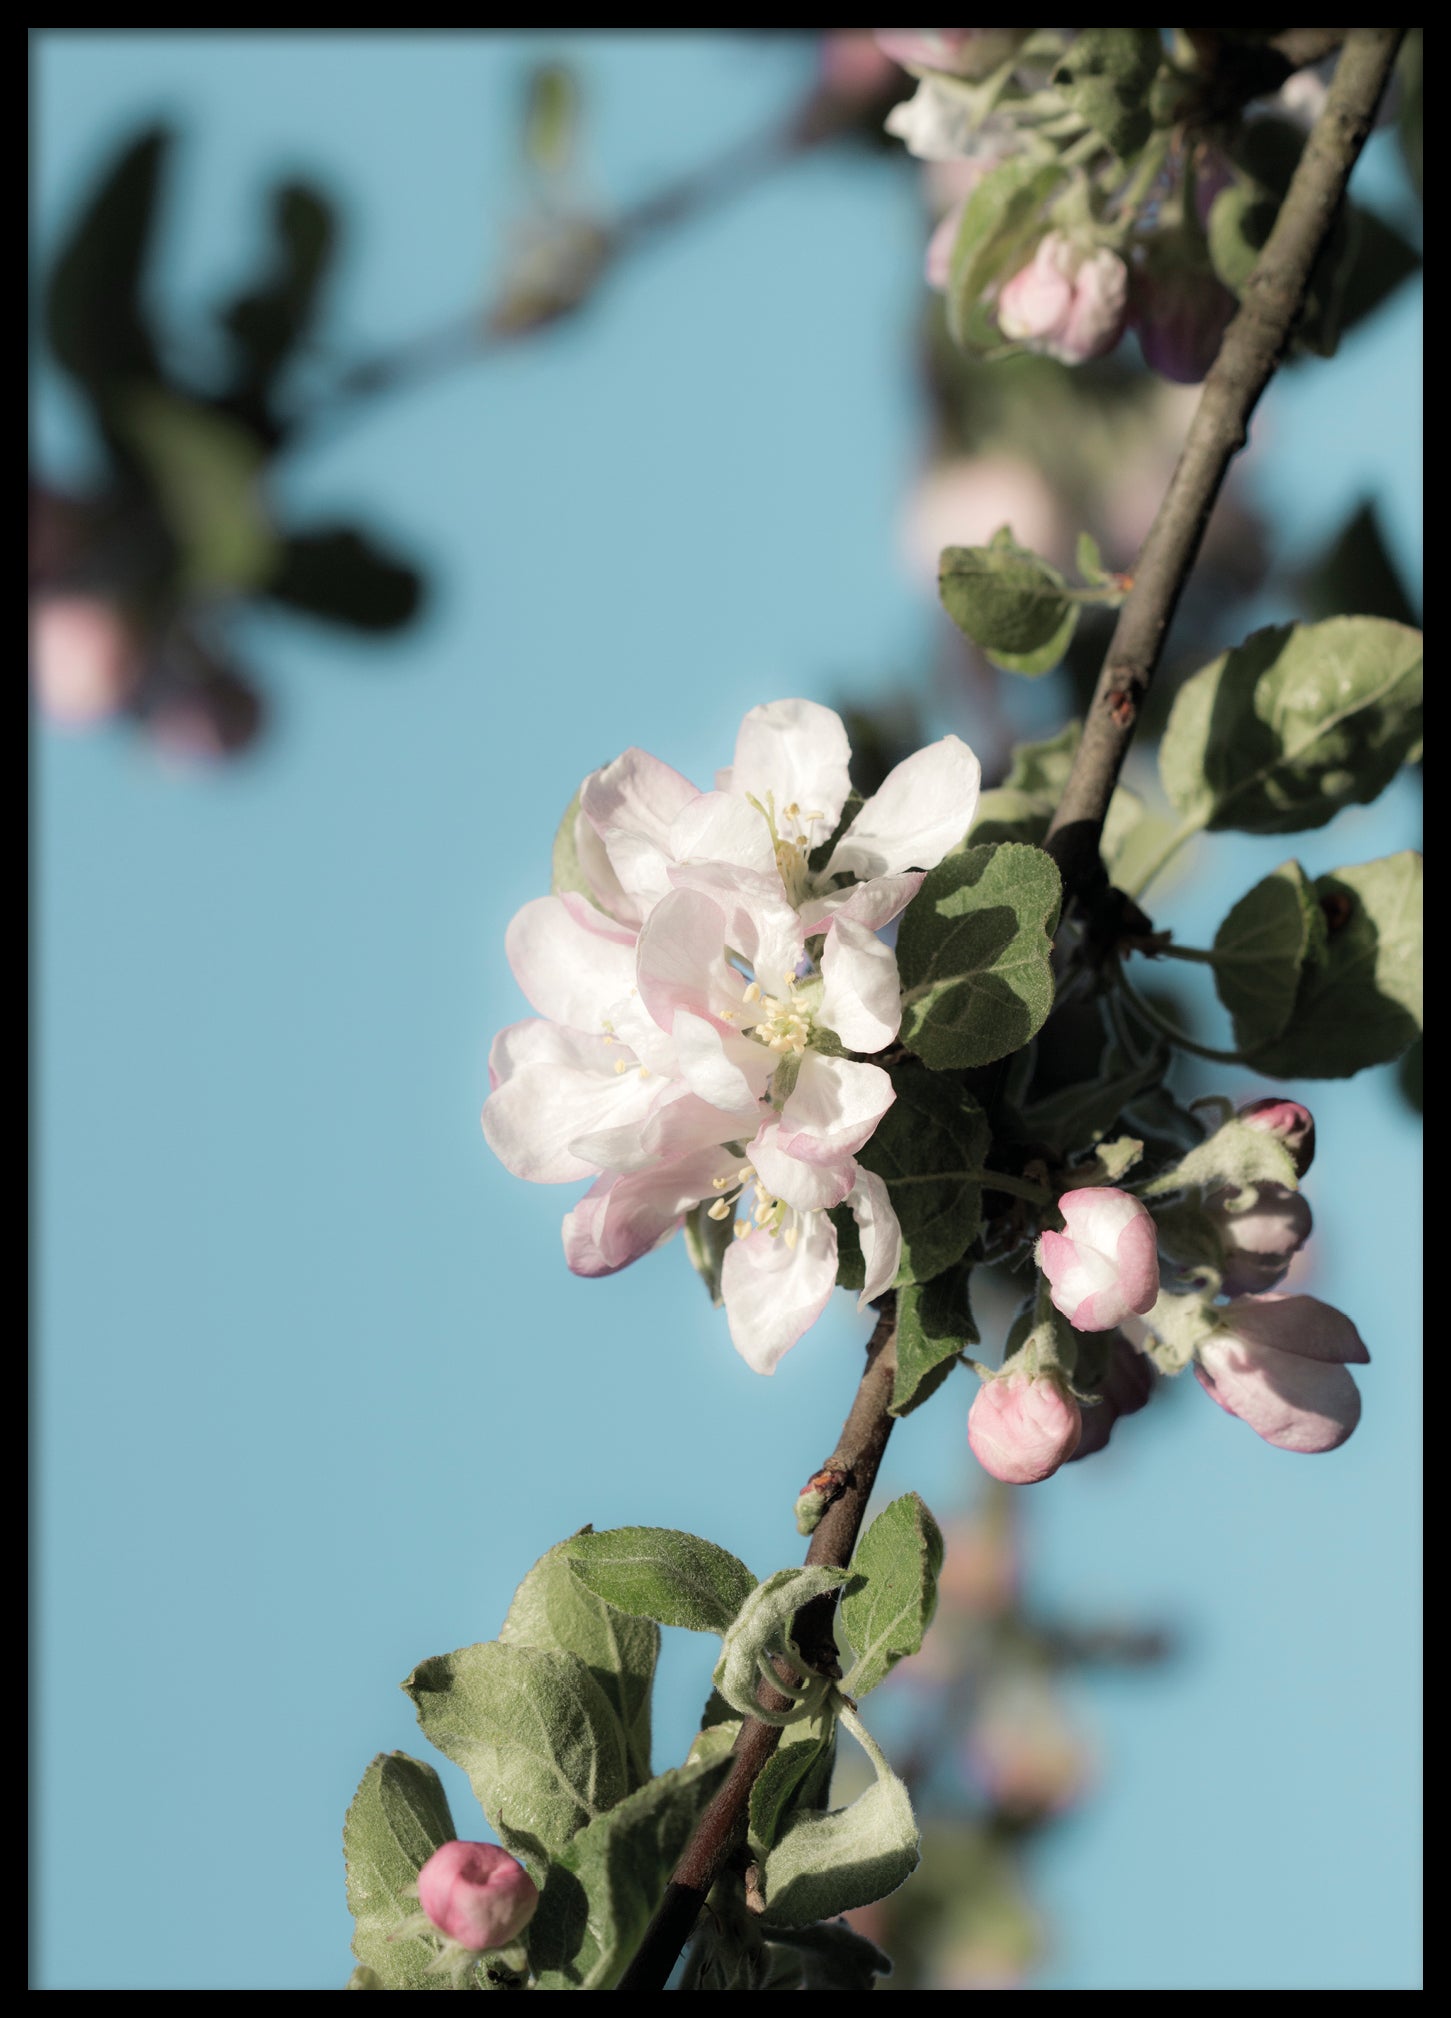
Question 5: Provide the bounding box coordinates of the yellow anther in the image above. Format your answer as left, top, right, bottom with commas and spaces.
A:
784, 1225, 799, 1250
742, 981, 762, 1004
720, 1009, 736, 1022
733, 1220, 749, 1239
613, 1059, 629, 1075
707, 1198, 731, 1221
712, 1175, 730, 1190
638, 1066, 650, 1080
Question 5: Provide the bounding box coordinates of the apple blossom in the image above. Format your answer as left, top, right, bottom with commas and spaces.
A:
885, 74, 992, 161
416, 1840, 539, 1952
1205, 1182, 1313, 1296
995, 233, 1129, 365
1037, 1188, 1159, 1332
874, 29, 1030, 79
968, 1370, 1082, 1484
1194, 1293, 1369, 1453
29, 594, 140, 727
1236, 1096, 1316, 1178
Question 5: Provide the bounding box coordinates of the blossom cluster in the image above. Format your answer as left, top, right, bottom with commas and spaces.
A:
483, 699, 981, 1373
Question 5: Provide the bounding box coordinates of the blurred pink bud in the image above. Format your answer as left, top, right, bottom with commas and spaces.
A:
1195, 1292, 1368, 1453
1038, 1188, 1159, 1332
1067, 1332, 1154, 1461
1237, 1096, 1316, 1178
925, 198, 965, 292
1130, 251, 1237, 384
148, 666, 265, 764
818, 31, 902, 103
417, 1841, 539, 1952
875, 28, 1028, 78
902, 454, 1069, 583
1206, 1183, 1312, 1295
969, 1370, 1082, 1484
996, 233, 1129, 365
29, 595, 141, 728
967, 1675, 1093, 1820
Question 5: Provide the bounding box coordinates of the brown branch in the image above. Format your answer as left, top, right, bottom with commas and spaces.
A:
1044, 27, 1405, 913
615, 1299, 899, 1992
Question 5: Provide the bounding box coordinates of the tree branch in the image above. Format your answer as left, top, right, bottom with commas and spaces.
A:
615, 1299, 899, 1992
1044, 27, 1405, 911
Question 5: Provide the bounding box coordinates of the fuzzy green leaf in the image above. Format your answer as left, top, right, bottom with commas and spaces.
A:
759, 1707, 919, 1928
528, 1758, 732, 1990
1246, 852, 1422, 1078
1211, 859, 1327, 1052
343, 1752, 460, 1991
1052, 27, 1161, 157
500, 1534, 658, 1792
840, 1494, 944, 1698
566, 1527, 756, 1637
939, 535, 1076, 669
748, 1713, 837, 1857
1142, 1115, 1299, 1203
1158, 618, 1423, 835
712, 1566, 850, 1725
403, 1642, 629, 1875
852, 1068, 991, 1287
897, 843, 1061, 1069
892, 1269, 978, 1416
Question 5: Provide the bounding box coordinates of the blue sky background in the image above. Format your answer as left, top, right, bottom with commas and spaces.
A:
34, 32, 1421, 1991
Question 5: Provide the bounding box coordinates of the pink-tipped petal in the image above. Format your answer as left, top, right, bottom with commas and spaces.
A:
749, 1121, 856, 1213
968, 1373, 1082, 1485
826, 736, 982, 880
1195, 1333, 1362, 1453
721, 1212, 839, 1374
1217, 1292, 1369, 1365
777, 1051, 896, 1164
818, 917, 902, 1052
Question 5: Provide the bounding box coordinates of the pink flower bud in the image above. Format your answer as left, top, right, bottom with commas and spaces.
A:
147, 665, 265, 764
996, 233, 1129, 365
417, 1841, 539, 1952
1129, 248, 1237, 384
1206, 1183, 1312, 1296
874, 28, 1029, 78
969, 1370, 1082, 1484
1037, 1188, 1159, 1332
1195, 1293, 1369, 1454
1067, 1332, 1154, 1461
1236, 1097, 1316, 1178
29, 594, 140, 727
966, 1675, 1093, 1820
925, 197, 965, 293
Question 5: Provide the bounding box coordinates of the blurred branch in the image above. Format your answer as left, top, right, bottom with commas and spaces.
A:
297, 76, 884, 444
1044, 27, 1405, 912
616, 1299, 900, 1994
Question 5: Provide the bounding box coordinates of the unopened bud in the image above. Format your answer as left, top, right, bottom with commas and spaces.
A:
1037, 1187, 1159, 1332
1206, 1183, 1312, 1295
1195, 1293, 1368, 1454
996, 233, 1129, 366
794, 1462, 849, 1536
416, 1841, 539, 1952
1236, 1097, 1316, 1178
29, 594, 141, 727
968, 1370, 1082, 1485
1129, 233, 1237, 384
1067, 1332, 1154, 1461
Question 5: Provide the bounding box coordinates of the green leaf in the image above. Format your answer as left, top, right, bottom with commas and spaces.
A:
892, 1269, 978, 1417
1142, 1114, 1299, 1203
776, 1920, 893, 1990
122, 389, 278, 596
1024, 1029, 1169, 1158
1210, 859, 1326, 1051
712, 1567, 850, 1725
500, 1534, 659, 1792
1001, 723, 1080, 796
1246, 852, 1422, 1078
46, 124, 168, 405
403, 1642, 630, 1874
343, 1752, 459, 1991
759, 1705, 919, 1928
1158, 618, 1423, 835
852, 1068, 991, 1287
897, 843, 1061, 1070
946, 158, 1067, 351
1207, 178, 1279, 296
565, 1527, 756, 1637
220, 180, 337, 405
267, 525, 423, 632
528, 1757, 731, 1990
840, 1494, 944, 1697
1052, 27, 1161, 158
938, 536, 1077, 670
1076, 530, 1107, 583
748, 1713, 836, 1856
682, 1197, 732, 1307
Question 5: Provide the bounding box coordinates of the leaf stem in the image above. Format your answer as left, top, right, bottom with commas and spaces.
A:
1147, 941, 1220, 966
1042, 29, 1405, 909
1121, 817, 1202, 900
1117, 970, 1245, 1066
980, 1169, 1054, 1207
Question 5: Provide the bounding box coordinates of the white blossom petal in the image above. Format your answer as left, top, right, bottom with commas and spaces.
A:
850, 1168, 903, 1307
749, 1120, 856, 1212
818, 917, 902, 1052
562, 1145, 739, 1277
581, 746, 701, 913
778, 1050, 896, 1164
826, 736, 981, 880
505, 893, 638, 1033
721, 1213, 839, 1374
572, 1083, 759, 1174
799, 872, 925, 934
730, 699, 852, 834
636, 887, 743, 1034
673, 1009, 776, 1110
668, 791, 778, 878
482, 1021, 660, 1183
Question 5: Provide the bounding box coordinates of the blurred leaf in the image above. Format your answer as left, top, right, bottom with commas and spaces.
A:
1301, 500, 1420, 629
939, 535, 1078, 673
1334, 205, 1420, 336
220, 180, 337, 413
122, 388, 278, 595
1052, 27, 1161, 158
523, 62, 581, 177
946, 157, 1066, 351
1398, 31, 1423, 196
267, 526, 423, 630
46, 123, 168, 406
1398, 1035, 1423, 1114
343, 1752, 458, 1990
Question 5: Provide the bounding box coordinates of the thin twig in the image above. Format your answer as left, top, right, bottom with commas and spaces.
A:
1044, 27, 1405, 911
615, 1300, 899, 1992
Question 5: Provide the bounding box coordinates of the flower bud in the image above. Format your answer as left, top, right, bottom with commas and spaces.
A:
1205, 1182, 1312, 1295
1195, 1293, 1368, 1454
1236, 1097, 1316, 1178
1066, 1332, 1154, 1461
1129, 235, 1237, 384
996, 233, 1129, 365
416, 1841, 539, 1952
968, 1370, 1082, 1484
874, 28, 1030, 79
29, 594, 140, 727
1037, 1187, 1159, 1332
966, 1674, 1093, 1821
